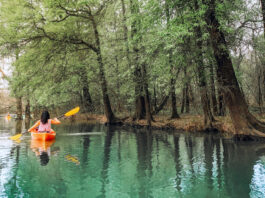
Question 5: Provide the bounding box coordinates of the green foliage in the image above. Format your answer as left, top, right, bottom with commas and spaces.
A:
0, 0, 263, 114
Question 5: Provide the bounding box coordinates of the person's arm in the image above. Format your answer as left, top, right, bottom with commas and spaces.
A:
51, 118, 61, 125
28, 120, 40, 132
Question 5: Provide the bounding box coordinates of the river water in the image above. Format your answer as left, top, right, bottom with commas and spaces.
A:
0, 117, 264, 198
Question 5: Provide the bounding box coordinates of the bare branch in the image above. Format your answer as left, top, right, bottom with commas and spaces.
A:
50, 15, 70, 23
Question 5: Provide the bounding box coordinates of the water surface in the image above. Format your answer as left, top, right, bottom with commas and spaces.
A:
0, 117, 264, 198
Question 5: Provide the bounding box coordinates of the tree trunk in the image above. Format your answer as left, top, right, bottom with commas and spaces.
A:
113, 12, 122, 112
181, 87, 185, 114
185, 85, 190, 113
115, 56, 122, 112
91, 14, 116, 124
218, 86, 225, 116
121, 0, 131, 67
257, 73, 264, 113
130, 0, 146, 120
169, 60, 180, 118
141, 63, 153, 125
205, 0, 265, 137
153, 85, 157, 111
25, 98, 30, 120
253, 35, 264, 114
170, 78, 180, 119
193, 0, 215, 128
25, 98, 30, 129
152, 95, 169, 115
168, 52, 180, 119
134, 66, 145, 120
261, 0, 265, 105
80, 68, 93, 112
165, 0, 180, 119
261, 0, 265, 39
210, 63, 218, 116
16, 97, 23, 120
182, 66, 190, 114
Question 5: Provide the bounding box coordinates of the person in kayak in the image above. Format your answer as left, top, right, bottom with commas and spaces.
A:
28, 111, 61, 133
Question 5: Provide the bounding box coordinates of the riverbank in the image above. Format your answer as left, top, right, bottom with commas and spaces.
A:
73, 113, 265, 139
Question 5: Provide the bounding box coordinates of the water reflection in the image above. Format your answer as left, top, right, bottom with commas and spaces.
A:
100, 126, 115, 198
0, 120, 264, 198
30, 140, 56, 166
135, 129, 153, 198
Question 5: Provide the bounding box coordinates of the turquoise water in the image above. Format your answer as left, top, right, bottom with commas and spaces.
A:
0, 118, 265, 198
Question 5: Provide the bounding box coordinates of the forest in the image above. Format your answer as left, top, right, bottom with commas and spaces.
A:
0, 0, 265, 138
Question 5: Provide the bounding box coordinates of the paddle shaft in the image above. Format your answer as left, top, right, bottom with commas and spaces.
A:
57, 114, 65, 119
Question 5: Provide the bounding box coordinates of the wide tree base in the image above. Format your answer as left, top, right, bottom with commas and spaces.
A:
233, 133, 265, 141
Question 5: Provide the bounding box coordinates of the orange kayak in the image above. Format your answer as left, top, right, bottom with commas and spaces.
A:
30, 128, 56, 141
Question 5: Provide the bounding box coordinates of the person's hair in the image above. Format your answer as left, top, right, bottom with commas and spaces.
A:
40, 152, 49, 166
41, 111, 50, 124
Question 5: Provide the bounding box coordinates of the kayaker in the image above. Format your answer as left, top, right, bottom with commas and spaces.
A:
28, 111, 61, 133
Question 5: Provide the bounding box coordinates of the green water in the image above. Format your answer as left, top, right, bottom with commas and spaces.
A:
0, 118, 264, 198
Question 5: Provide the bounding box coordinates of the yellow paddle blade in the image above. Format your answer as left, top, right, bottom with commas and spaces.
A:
10, 133, 22, 141
64, 106, 80, 117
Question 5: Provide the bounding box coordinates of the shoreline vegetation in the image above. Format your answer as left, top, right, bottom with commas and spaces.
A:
72, 113, 265, 140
